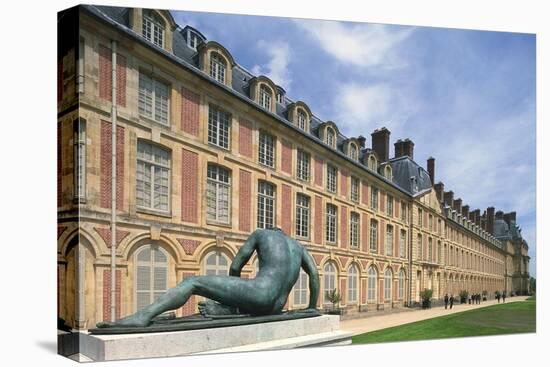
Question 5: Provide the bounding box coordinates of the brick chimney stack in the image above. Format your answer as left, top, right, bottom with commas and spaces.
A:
427, 157, 435, 185
394, 138, 415, 159
509, 211, 517, 222
443, 191, 454, 207
462, 205, 470, 219
503, 213, 511, 226
486, 207, 495, 235
371, 127, 391, 163
453, 198, 463, 213
481, 213, 486, 231
496, 210, 504, 220
357, 135, 366, 148
473, 209, 481, 226
434, 182, 444, 202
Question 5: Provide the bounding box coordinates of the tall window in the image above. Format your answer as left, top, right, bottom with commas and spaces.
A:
368, 266, 377, 302
326, 204, 337, 244
438, 241, 442, 264
142, 11, 164, 47
204, 251, 230, 275
350, 176, 359, 202
326, 164, 337, 193
259, 85, 272, 110
401, 201, 407, 222
350, 212, 360, 248
326, 128, 336, 148
398, 269, 406, 299
296, 150, 310, 181
297, 109, 307, 131
347, 265, 359, 303
384, 268, 393, 302
135, 245, 168, 311
139, 74, 169, 125
296, 194, 310, 238
418, 208, 423, 226
258, 132, 275, 168
293, 269, 309, 306
417, 234, 423, 260
429, 215, 433, 231
368, 155, 377, 171
384, 166, 392, 180
206, 164, 231, 223
371, 187, 379, 210
370, 219, 378, 253
136, 141, 171, 212
208, 105, 231, 149
387, 195, 394, 216
400, 229, 406, 258
187, 31, 200, 50
349, 144, 358, 161
73, 119, 86, 200
257, 181, 275, 229
385, 225, 394, 256
323, 262, 337, 304
209, 52, 226, 84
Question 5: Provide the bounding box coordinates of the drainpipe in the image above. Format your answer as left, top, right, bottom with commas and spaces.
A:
408, 201, 413, 307
110, 40, 118, 322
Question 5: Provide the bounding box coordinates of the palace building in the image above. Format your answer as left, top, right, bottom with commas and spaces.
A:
57, 5, 531, 330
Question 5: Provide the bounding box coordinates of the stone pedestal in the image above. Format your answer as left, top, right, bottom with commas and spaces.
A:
76, 315, 351, 361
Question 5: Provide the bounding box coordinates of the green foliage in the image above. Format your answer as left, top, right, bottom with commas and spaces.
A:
459, 290, 469, 299
530, 277, 536, 293
419, 288, 433, 302
495, 290, 501, 297
326, 288, 341, 309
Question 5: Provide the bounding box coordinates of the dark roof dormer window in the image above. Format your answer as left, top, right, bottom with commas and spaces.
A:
184, 27, 206, 50
210, 52, 227, 84
142, 10, 165, 48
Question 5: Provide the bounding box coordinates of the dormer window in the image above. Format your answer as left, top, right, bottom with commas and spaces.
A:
187, 30, 202, 50
142, 10, 165, 48
326, 127, 336, 148
277, 93, 284, 104
210, 52, 226, 84
368, 155, 377, 171
384, 165, 392, 180
259, 85, 272, 110
349, 143, 358, 161
297, 109, 307, 131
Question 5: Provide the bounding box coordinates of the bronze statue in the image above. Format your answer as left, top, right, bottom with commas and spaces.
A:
97, 228, 320, 328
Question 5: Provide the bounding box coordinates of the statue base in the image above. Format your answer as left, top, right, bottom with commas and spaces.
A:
72, 314, 351, 361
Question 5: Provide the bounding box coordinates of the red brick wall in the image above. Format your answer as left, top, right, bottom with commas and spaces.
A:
102, 269, 121, 321
379, 219, 385, 254
394, 226, 399, 257
361, 278, 367, 304
57, 122, 62, 207
340, 170, 348, 198
239, 169, 252, 232
98, 45, 126, 106
340, 206, 348, 249
362, 213, 369, 253
340, 278, 347, 304
181, 86, 200, 136
314, 156, 323, 187
181, 149, 199, 223
94, 227, 130, 248
361, 181, 369, 206
281, 140, 292, 174
380, 191, 386, 212
424, 210, 428, 229
100, 120, 125, 210
281, 184, 292, 234
239, 118, 253, 159
379, 278, 384, 303
177, 238, 201, 256
180, 272, 196, 316
396, 199, 401, 219
314, 196, 323, 245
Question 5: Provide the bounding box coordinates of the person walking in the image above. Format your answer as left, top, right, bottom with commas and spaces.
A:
444, 294, 449, 309
449, 294, 454, 309
496, 292, 501, 303
502, 291, 506, 303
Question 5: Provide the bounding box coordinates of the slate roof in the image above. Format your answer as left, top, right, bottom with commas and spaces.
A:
389, 156, 433, 196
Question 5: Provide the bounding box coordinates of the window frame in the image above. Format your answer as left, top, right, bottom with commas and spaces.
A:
367, 266, 377, 303
138, 73, 170, 125
296, 149, 311, 181
347, 264, 359, 304
370, 219, 378, 253
257, 181, 276, 229
258, 131, 276, 168
385, 224, 394, 256
371, 187, 379, 211
207, 104, 231, 150
206, 164, 232, 224
384, 268, 393, 302
209, 52, 227, 84
142, 12, 165, 48
350, 212, 360, 249
323, 262, 337, 304
295, 193, 310, 239
326, 164, 338, 193
350, 176, 359, 202
259, 84, 272, 111
73, 118, 86, 202
134, 244, 168, 312
325, 203, 338, 244
136, 140, 172, 213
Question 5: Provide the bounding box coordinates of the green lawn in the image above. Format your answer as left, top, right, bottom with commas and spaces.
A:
352, 299, 536, 344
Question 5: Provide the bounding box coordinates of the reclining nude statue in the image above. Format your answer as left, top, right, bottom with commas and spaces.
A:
97, 228, 320, 328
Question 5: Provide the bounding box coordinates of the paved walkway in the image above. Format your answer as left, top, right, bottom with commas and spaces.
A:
340, 296, 529, 336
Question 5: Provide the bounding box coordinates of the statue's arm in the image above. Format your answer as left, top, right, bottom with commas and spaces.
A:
229, 230, 259, 277
301, 248, 320, 309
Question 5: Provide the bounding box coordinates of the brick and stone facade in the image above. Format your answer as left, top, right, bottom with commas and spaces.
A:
57, 5, 530, 330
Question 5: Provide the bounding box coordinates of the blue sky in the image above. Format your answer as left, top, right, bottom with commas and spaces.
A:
171, 11, 536, 277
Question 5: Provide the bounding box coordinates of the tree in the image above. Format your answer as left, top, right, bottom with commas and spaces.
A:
326, 288, 341, 311
530, 277, 536, 293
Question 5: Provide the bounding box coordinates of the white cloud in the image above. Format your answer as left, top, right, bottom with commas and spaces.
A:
251, 40, 292, 90
295, 20, 414, 69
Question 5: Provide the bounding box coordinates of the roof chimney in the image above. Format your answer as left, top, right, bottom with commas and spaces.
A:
486, 207, 495, 235
453, 198, 462, 213
434, 182, 444, 202
509, 211, 516, 222
371, 127, 391, 162
462, 205, 470, 219
443, 191, 454, 207
357, 135, 366, 148
481, 212, 487, 230
503, 213, 511, 226
495, 210, 504, 220
394, 138, 414, 159
427, 157, 435, 185
473, 209, 481, 226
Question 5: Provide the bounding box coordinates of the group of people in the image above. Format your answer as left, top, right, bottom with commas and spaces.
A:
496, 292, 507, 303
469, 294, 482, 304
443, 294, 455, 309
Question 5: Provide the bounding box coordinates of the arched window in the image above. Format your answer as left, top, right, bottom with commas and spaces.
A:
347, 264, 359, 303
323, 262, 337, 304
210, 52, 227, 84
384, 165, 392, 180
293, 269, 309, 306
203, 251, 230, 276
349, 143, 358, 161
135, 245, 168, 312
259, 85, 272, 110
142, 10, 165, 48
384, 268, 393, 302
297, 109, 307, 131
398, 269, 406, 299
368, 155, 377, 171
326, 127, 336, 148
368, 266, 377, 302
